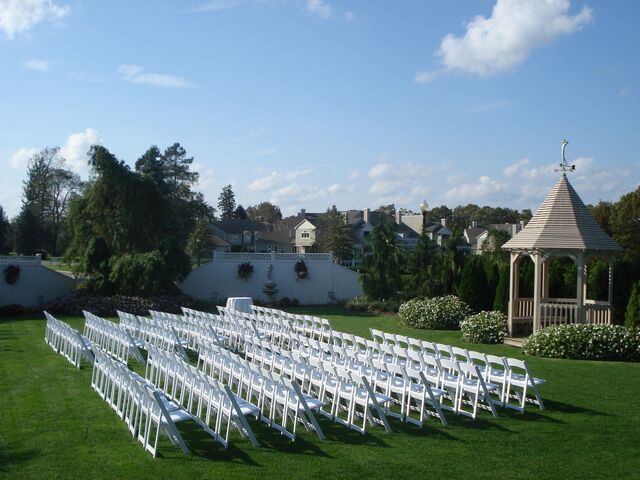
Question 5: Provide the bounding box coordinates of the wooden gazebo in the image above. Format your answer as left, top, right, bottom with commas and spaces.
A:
502, 158, 622, 336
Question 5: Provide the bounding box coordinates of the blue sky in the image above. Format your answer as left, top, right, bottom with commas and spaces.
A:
0, 0, 638, 218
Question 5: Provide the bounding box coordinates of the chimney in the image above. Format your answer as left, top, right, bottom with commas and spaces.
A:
395, 210, 402, 224
440, 218, 447, 228
471, 221, 477, 228
519, 220, 525, 229
300, 208, 306, 215
363, 208, 370, 223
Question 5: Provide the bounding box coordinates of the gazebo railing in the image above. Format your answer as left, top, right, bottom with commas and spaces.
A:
584, 302, 611, 324
514, 298, 534, 318
540, 302, 578, 328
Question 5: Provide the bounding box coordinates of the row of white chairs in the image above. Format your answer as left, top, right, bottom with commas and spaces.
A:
243, 337, 395, 434
82, 311, 145, 364
44, 311, 94, 368
144, 344, 260, 449
248, 326, 519, 419
147, 310, 228, 351
197, 344, 326, 441
251, 305, 333, 342
183, 307, 270, 351
91, 347, 191, 457
369, 328, 545, 413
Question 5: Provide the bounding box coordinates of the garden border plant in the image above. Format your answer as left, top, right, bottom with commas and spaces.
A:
460, 311, 508, 344
523, 323, 640, 362
398, 295, 471, 330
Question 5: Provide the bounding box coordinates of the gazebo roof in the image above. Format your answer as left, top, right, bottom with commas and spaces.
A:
503, 174, 622, 252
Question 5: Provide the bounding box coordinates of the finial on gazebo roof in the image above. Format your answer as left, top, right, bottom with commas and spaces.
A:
556, 139, 576, 175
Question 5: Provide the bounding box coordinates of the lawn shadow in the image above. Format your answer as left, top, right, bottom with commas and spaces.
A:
388, 420, 460, 441
0, 448, 40, 472
176, 421, 261, 466
533, 399, 609, 418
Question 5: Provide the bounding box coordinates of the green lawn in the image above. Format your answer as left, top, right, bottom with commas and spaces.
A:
1, 307, 639, 479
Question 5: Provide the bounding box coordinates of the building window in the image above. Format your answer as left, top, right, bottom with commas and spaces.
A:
301, 231, 310, 238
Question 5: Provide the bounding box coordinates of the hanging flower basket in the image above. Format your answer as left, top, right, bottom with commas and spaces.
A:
4, 265, 21, 285
237, 262, 254, 280
294, 260, 308, 279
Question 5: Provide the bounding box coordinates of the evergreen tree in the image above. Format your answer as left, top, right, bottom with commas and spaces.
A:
233, 205, 248, 219
625, 281, 640, 329
493, 264, 510, 314
362, 222, 401, 300
66, 145, 190, 293
14, 206, 45, 255
458, 256, 490, 312
318, 205, 354, 261
0, 206, 9, 254
218, 184, 236, 220
246, 201, 282, 224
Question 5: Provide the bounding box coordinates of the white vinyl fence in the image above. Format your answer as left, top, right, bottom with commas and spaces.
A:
179, 252, 363, 304
0, 256, 77, 307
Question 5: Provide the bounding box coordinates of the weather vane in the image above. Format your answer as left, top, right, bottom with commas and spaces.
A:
556, 139, 576, 174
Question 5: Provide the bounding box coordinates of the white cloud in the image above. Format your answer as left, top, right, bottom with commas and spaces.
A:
258, 147, 278, 155
368, 161, 445, 179
461, 100, 513, 113
9, 147, 38, 170
0, 0, 69, 39
248, 169, 312, 192
230, 130, 264, 142
23, 59, 51, 71
344, 11, 354, 22
417, 0, 592, 80
189, 0, 249, 12
443, 155, 634, 210
60, 128, 102, 173
414, 70, 440, 84
306, 0, 331, 19
503, 158, 530, 177
349, 169, 360, 179
117, 64, 195, 89
618, 87, 630, 97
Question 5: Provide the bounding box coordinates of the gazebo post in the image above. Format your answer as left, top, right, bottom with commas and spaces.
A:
576, 252, 586, 324
532, 252, 542, 333
508, 252, 518, 337
608, 257, 615, 323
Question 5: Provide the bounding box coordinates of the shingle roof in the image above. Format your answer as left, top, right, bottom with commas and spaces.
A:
502, 175, 622, 251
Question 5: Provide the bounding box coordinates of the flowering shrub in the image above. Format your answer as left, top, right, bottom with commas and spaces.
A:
398, 295, 471, 330
237, 262, 254, 280
461, 311, 508, 344
523, 324, 640, 362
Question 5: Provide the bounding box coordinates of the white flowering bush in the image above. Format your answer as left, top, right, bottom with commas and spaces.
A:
460, 311, 508, 344
398, 296, 471, 330
523, 324, 640, 362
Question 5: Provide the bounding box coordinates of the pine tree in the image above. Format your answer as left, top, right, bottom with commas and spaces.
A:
233, 205, 248, 219
625, 281, 640, 329
493, 264, 510, 314
458, 256, 490, 313
218, 185, 236, 220
362, 222, 401, 300
318, 205, 354, 261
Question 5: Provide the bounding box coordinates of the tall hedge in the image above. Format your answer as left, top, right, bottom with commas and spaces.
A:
493, 264, 510, 314
625, 281, 640, 329
458, 256, 490, 312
